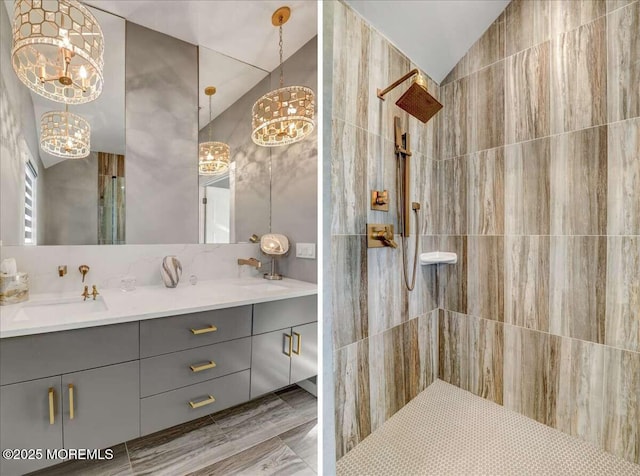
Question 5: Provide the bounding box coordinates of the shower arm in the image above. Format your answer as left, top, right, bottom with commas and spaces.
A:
377, 69, 420, 100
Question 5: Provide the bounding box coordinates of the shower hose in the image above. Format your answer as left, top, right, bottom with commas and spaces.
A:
397, 157, 419, 291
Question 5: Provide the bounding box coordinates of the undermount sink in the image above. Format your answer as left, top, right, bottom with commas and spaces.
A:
238, 282, 287, 292
14, 297, 108, 321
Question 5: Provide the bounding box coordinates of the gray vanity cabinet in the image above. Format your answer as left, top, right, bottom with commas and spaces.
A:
250, 330, 293, 397
62, 361, 140, 451
0, 377, 64, 476
290, 322, 318, 384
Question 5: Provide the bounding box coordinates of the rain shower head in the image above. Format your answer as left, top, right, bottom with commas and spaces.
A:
377, 69, 443, 123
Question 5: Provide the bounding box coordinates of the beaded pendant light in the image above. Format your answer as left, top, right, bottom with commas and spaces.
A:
199, 86, 230, 176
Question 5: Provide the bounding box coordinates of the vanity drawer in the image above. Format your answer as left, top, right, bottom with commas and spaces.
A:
0, 322, 139, 386
140, 306, 252, 358
140, 369, 250, 435
252, 295, 317, 335
140, 337, 251, 397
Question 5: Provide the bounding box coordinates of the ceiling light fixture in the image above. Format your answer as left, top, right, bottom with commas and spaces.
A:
199, 86, 230, 176
11, 0, 104, 104
40, 105, 90, 159
251, 6, 315, 147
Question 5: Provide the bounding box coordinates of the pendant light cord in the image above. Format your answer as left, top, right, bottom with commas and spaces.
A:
279, 23, 284, 88
208, 93, 213, 142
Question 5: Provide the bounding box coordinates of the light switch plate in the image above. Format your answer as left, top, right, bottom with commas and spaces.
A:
296, 243, 316, 259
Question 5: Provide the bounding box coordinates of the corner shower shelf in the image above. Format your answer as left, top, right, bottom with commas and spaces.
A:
419, 252, 458, 265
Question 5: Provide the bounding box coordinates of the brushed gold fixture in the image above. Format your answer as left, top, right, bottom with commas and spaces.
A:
284, 333, 293, 356
237, 257, 262, 269
377, 69, 443, 123
91, 285, 99, 300
68, 384, 74, 420
79, 265, 89, 282
249, 234, 260, 243
367, 224, 398, 249
190, 325, 218, 335
189, 361, 217, 373
81, 285, 90, 301
189, 395, 215, 409
371, 190, 389, 211
58, 265, 67, 277
199, 86, 230, 176
293, 331, 302, 355
48, 387, 55, 425
251, 6, 315, 146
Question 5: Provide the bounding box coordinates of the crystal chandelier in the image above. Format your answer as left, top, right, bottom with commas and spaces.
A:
251, 6, 315, 147
199, 86, 230, 176
40, 106, 90, 159
11, 0, 104, 104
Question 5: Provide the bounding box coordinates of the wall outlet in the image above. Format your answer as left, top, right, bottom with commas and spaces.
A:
296, 243, 316, 259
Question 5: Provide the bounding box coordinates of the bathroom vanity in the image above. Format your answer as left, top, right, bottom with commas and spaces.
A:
0, 279, 317, 475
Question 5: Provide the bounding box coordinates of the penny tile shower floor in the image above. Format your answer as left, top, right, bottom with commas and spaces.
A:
30, 386, 317, 476
337, 380, 640, 476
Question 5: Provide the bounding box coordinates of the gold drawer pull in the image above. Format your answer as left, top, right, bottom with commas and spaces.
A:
293, 332, 302, 355
188, 395, 216, 409
68, 384, 74, 420
190, 360, 216, 372
284, 333, 292, 356
48, 388, 55, 425
190, 325, 218, 335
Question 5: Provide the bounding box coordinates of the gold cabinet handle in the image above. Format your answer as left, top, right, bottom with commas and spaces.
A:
68, 384, 74, 420
190, 325, 218, 335
48, 388, 55, 425
188, 395, 215, 409
284, 333, 292, 357
293, 332, 302, 355
189, 360, 216, 372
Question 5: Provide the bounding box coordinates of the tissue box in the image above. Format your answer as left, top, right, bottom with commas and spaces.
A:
0, 273, 29, 305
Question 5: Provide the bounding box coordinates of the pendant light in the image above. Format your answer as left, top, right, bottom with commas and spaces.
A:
199, 86, 230, 176
251, 6, 315, 147
40, 105, 90, 159
11, 0, 104, 104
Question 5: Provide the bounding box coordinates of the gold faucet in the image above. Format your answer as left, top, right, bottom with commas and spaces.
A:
79, 265, 90, 283
81, 285, 90, 301
91, 285, 99, 300
58, 265, 67, 277
237, 258, 262, 269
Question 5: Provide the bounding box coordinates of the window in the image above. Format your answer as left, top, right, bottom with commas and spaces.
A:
24, 162, 37, 245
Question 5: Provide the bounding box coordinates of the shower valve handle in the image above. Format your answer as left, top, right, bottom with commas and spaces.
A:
375, 227, 397, 248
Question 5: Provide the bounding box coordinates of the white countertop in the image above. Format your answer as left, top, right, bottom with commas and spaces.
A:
0, 277, 317, 338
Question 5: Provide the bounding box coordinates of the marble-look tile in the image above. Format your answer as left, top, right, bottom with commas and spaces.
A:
607, 0, 637, 12
438, 236, 468, 314
411, 154, 439, 236
367, 240, 403, 337
602, 347, 640, 464
368, 325, 406, 433
505, 41, 550, 144
439, 75, 476, 159
402, 310, 438, 402
606, 237, 640, 353
189, 436, 315, 476
439, 156, 468, 235
607, 117, 640, 235
274, 386, 318, 425
551, 17, 607, 134
30, 444, 132, 476
332, 2, 370, 129
331, 119, 368, 235
331, 235, 368, 350
476, 60, 505, 151
438, 310, 470, 391
607, 0, 640, 122
278, 420, 318, 473
467, 148, 504, 235
549, 236, 607, 344
504, 235, 550, 332
467, 236, 504, 322
550, 126, 607, 235
367, 133, 398, 232
467, 315, 504, 405
505, 0, 550, 56
504, 138, 551, 235
407, 235, 439, 320
550, 0, 606, 34
334, 341, 371, 460
469, 12, 505, 73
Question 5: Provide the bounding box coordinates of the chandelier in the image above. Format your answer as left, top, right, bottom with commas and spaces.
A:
11, 0, 104, 104
199, 86, 230, 176
40, 106, 90, 159
251, 6, 315, 147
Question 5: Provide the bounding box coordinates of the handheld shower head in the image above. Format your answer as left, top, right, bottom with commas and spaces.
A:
377, 69, 443, 123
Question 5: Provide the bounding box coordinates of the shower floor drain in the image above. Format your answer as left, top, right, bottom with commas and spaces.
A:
336, 379, 640, 476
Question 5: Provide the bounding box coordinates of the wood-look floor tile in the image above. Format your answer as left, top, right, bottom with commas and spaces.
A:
504, 138, 551, 235
439, 156, 468, 235
550, 126, 607, 235
505, 41, 550, 144
403, 310, 438, 402
607, 0, 640, 122
438, 236, 468, 314
602, 347, 640, 464
468, 315, 504, 405
469, 12, 505, 73
278, 420, 318, 473
550, 0, 606, 34
29, 444, 132, 476
549, 236, 607, 344
331, 235, 368, 350
505, 0, 551, 56
476, 60, 505, 151
439, 75, 476, 159
274, 387, 317, 421
606, 237, 640, 353
504, 235, 550, 332
467, 236, 504, 322
467, 148, 504, 235
187, 437, 314, 476
607, 117, 640, 235
438, 310, 470, 391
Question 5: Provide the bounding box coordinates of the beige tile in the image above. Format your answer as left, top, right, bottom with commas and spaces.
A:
407, 235, 439, 320
505, 0, 551, 56
438, 236, 468, 314
467, 148, 504, 235
468, 315, 504, 404
366, 133, 398, 232
367, 238, 403, 337
439, 156, 468, 235
468, 12, 505, 73
410, 155, 439, 236
439, 75, 476, 159
438, 310, 470, 391
441, 52, 470, 86
606, 0, 637, 12
550, 0, 606, 34
467, 236, 504, 322
476, 61, 505, 151
402, 311, 438, 402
